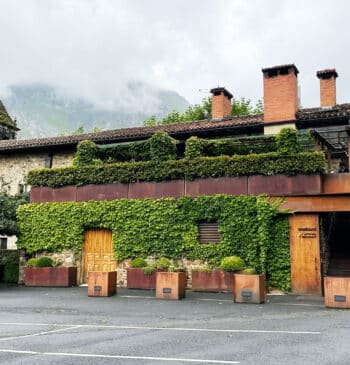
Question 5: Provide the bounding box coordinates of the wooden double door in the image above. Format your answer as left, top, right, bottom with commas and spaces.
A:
83, 229, 117, 283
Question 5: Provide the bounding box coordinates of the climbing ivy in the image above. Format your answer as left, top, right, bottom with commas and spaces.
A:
17, 195, 290, 290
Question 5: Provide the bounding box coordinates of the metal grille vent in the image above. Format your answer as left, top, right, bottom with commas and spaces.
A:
198, 222, 220, 244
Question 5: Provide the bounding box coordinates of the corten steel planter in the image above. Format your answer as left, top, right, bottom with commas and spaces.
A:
127, 268, 157, 290
88, 271, 117, 297
156, 271, 186, 300
191, 270, 233, 293
233, 274, 265, 304
324, 277, 350, 309
24, 267, 77, 287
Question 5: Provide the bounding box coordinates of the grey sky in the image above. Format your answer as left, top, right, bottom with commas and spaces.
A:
0, 0, 349, 109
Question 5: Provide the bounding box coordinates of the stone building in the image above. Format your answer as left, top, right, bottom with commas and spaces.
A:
2, 64, 350, 292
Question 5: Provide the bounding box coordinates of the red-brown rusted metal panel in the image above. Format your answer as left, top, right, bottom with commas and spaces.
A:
280, 195, 350, 212
30, 186, 77, 203
323, 173, 350, 194
186, 177, 248, 197
248, 174, 322, 196
77, 183, 128, 202
128, 180, 185, 199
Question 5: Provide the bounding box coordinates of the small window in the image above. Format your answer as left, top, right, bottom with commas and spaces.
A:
198, 222, 220, 244
0, 237, 7, 250
45, 153, 53, 168
18, 184, 24, 194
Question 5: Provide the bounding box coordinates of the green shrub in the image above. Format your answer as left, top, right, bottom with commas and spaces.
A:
220, 256, 245, 271
3, 264, 18, 283
27, 152, 326, 188
155, 257, 172, 270
0, 250, 20, 265
142, 266, 155, 275
242, 268, 257, 275
130, 258, 147, 268
27, 258, 39, 267
73, 140, 99, 166
149, 131, 177, 162
276, 128, 301, 154
36, 257, 53, 267
184, 136, 203, 159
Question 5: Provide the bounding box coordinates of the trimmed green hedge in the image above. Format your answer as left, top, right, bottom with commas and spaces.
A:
17, 195, 290, 290
27, 152, 326, 188
185, 135, 277, 159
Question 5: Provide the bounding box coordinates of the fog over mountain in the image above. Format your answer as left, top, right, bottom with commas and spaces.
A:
3, 82, 189, 139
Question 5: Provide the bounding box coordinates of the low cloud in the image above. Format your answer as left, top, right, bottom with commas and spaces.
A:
0, 0, 349, 109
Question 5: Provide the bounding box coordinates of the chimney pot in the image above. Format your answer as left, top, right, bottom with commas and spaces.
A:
210, 87, 233, 119
317, 69, 338, 107
262, 64, 299, 123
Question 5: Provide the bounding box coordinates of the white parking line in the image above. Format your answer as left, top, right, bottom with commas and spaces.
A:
0, 349, 240, 364
0, 322, 321, 335
0, 326, 81, 341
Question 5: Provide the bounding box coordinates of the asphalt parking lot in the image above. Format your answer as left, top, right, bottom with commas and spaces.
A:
0, 284, 349, 365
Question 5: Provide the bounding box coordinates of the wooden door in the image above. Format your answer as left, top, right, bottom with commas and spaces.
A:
289, 214, 321, 294
83, 229, 116, 283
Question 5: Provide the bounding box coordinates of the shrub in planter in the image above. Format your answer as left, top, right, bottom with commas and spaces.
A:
155, 257, 172, 271
127, 258, 157, 290
233, 267, 265, 304
25, 257, 77, 287
156, 259, 186, 300
130, 258, 147, 268
220, 256, 245, 271
36, 257, 53, 267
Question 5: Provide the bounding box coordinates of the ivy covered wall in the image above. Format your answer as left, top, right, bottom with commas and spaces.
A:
17, 195, 291, 290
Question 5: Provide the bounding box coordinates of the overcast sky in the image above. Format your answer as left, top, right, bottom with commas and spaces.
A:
0, 0, 349, 109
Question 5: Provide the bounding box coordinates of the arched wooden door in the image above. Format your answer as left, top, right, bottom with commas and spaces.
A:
83, 229, 117, 283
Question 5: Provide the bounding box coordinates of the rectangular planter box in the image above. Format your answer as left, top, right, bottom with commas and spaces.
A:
233, 274, 265, 304
156, 272, 186, 300
191, 270, 233, 293
25, 267, 77, 287
324, 276, 350, 309
88, 271, 117, 297
127, 268, 157, 290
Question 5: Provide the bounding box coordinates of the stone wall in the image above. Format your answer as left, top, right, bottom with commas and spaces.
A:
0, 150, 74, 195
19, 251, 202, 288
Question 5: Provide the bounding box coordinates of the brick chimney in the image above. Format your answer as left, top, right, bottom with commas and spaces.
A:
316, 69, 338, 107
210, 87, 233, 119
262, 64, 299, 124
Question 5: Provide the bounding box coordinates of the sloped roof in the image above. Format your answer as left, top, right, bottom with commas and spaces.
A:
296, 103, 350, 120
0, 114, 263, 152
0, 100, 18, 129
1, 101, 350, 153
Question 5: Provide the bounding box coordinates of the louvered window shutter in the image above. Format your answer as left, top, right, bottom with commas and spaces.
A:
198, 222, 220, 243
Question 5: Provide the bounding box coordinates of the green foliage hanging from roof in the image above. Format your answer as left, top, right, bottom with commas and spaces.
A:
17, 194, 290, 290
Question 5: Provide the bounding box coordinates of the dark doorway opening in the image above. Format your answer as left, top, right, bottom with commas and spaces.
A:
320, 212, 350, 277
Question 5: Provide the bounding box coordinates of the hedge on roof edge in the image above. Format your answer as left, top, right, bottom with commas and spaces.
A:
26, 151, 326, 188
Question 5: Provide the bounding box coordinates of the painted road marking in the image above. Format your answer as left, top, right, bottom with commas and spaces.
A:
0, 322, 321, 335
0, 349, 240, 364
0, 325, 81, 341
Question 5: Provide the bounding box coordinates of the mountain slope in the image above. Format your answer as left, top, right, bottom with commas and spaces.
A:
3, 83, 189, 139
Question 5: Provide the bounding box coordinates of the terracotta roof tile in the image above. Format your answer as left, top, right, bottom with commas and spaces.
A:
296, 103, 350, 120
0, 114, 263, 152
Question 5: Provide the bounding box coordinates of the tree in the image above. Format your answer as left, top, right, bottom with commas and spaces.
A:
0, 192, 29, 236
143, 96, 262, 126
